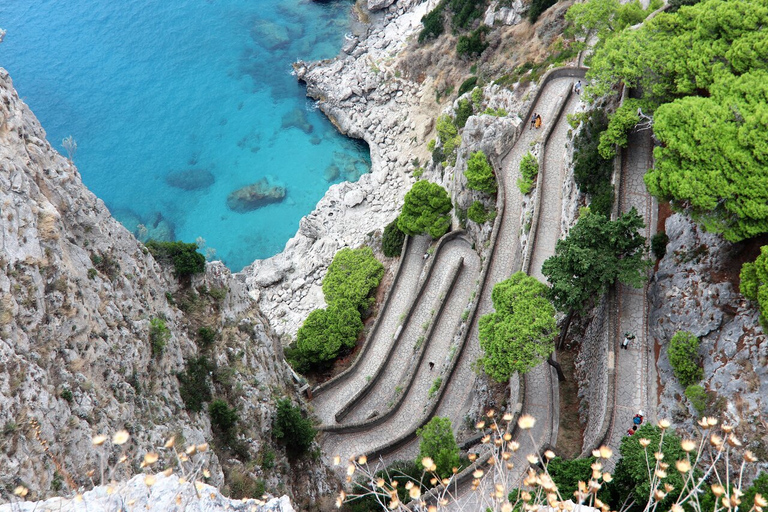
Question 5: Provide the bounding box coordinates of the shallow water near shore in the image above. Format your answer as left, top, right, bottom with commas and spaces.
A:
0, 0, 369, 270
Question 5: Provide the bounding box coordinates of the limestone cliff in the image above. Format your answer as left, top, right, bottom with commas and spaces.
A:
0, 68, 334, 507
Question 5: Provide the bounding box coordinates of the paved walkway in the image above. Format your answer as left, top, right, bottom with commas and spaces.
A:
603, 120, 658, 469
310, 235, 430, 425
321, 238, 481, 461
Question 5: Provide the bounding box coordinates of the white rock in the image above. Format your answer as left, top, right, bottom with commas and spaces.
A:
343, 189, 366, 207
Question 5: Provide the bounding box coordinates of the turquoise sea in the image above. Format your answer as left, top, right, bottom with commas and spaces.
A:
0, 0, 369, 270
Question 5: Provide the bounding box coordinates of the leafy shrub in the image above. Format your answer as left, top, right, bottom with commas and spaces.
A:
684, 384, 707, 415
382, 219, 406, 257
145, 240, 205, 278
197, 326, 217, 349
149, 317, 170, 357
528, 0, 558, 23
449, 0, 486, 29
435, 115, 461, 165
651, 231, 669, 260
398, 181, 453, 239
517, 152, 539, 195
573, 109, 614, 216
90, 252, 120, 280
178, 356, 214, 413
458, 76, 478, 97
457, 26, 489, 57
417, 417, 460, 479
471, 86, 483, 107
60, 389, 73, 403
740, 245, 768, 328
419, 3, 445, 43
209, 399, 238, 440
347, 460, 427, 511
323, 247, 384, 311
667, 331, 703, 387
464, 151, 497, 195
272, 398, 316, 457
467, 201, 489, 223
668, 0, 702, 11
598, 98, 647, 159
454, 99, 474, 129
548, 457, 596, 498
743, 473, 768, 512
289, 300, 364, 372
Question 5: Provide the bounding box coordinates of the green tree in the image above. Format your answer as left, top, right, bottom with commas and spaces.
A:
517, 152, 539, 195
382, 219, 406, 258
145, 240, 206, 278
478, 272, 558, 381
667, 331, 703, 387
398, 181, 453, 239
607, 424, 687, 511
467, 201, 490, 224
323, 247, 384, 311
542, 208, 650, 315
464, 151, 497, 195
417, 416, 461, 479
149, 317, 170, 357
178, 356, 214, 413
209, 399, 238, 441
740, 245, 768, 327
684, 384, 707, 415
597, 98, 649, 159
566, 0, 658, 48
547, 457, 596, 499
291, 300, 363, 371
419, 2, 446, 43
454, 99, 474, 129
743, 472, 768, 512
435, 115, 461, 165
572, 109, 614, 216
272, 398, 316, 457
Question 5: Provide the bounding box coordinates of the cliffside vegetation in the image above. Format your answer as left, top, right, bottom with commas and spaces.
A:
398, 181, 453, 239
740, 245, 768, 328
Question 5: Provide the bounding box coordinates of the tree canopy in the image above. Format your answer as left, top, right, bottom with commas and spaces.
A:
667, 331, 703, 387
541, 208, 650, 314
272, 398, 316, 457
290, 300, 363, 371
740, 245, 768, 327
398, 180, 453, 239
586, 0, 768, 241
464, 150, 497, 195
417, 416, 461, 479
322, 247, 384, 311
478, 272, 557, 382
145, 240, 206, 278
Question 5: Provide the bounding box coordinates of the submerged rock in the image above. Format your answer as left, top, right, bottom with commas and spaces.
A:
281, 108, 313, 134
250, 19, 291, 50
227, 178, 286, 213
165, 168, 215, 191
323, 164, 340, 182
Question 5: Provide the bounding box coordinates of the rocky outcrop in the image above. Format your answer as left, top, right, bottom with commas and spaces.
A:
0, 68, 335, 504
227, 178, 286, 213
0, 473, 295, 512
649, 214, 767, 453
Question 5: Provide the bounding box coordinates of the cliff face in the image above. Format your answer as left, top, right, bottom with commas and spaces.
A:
0, 68, 332, 506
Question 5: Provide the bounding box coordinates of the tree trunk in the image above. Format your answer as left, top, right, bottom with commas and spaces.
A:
547, 355, 566, 382
557, 310, 575, 349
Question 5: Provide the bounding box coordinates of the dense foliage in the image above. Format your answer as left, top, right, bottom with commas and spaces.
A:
528, 0, 558, 23
667, 331, 703, 387
149, 317, 170, 357
178, 356, 214, 413
145, 240, 206, 278
323, 247, 384, 311
417, 416, 461, 479
651, 231, 669, 260
272, 398, 316, 457
572, 109, 614, 216
346, 461, 427, 511
598, 98, 648, 159
517, 152, 538, 195
457, 76, 478, 96
467, 201, 492, 224
209, 399, 239, 441
547, 457, 597, 499
382, 219, 406, 257
478, 272, 557, 381
418, 0, 486, 44
435, 114, 461, 165
398, 181, 453, 239
289, 300, 364, 372
542, 209, 650, 314
740, 245, 768, 327
684, 384, 707, 415
454, 99, 474, 129
587, 0, 768, 241
566, 0, 660, 48
464, 151, 497, 195
419, 4, 445, 42
606, 424, 687, 511
457, 26, 489, 57
744, 472, 768, 510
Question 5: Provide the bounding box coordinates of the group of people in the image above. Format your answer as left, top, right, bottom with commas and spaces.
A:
621, 332, 636, 350
626, 411, 644, 435
529, 113, 543, 130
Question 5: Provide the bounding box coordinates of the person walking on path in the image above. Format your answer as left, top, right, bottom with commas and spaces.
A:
627, 425, 638, 436
574, 80, 582, 95
633, 411, 644, 426
534, 114, 542, 129
621, 332, 635, 350
428, 361, 434, 371
530, 113, 538, 130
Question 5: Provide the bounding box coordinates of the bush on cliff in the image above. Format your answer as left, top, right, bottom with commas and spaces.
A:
382, 219, 406, 257
177, 356, 214, 413
740, 245, 768, 329
145, 240, 205, 279
209, 399, 238, 442
323, 247, 384, 312
478, 272, 557, 381
272, 398, 316, 457
398, 181, 453, 239
467, 200, 491, 224
464, 150, 497, 195
417, 416, 461, 479
289, 300, 364, 372
667, 331, 703, 387
572, 109, 614, 216
517, 152, 538, 195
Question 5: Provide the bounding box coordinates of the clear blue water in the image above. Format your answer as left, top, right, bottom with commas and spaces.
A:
0, 0, 369, 270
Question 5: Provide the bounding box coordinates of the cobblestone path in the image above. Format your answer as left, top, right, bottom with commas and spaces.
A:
310, 235, 430, 425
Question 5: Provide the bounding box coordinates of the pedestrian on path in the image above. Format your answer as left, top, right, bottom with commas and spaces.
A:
535, 114, 542, 129
627, 425, 638, 436
423, 252, 429, 261
530, 113, 537, 130
621, 332, 635, 350
574, 80, 582, 95
428, 361, 434, 371
633, 410, 644, 426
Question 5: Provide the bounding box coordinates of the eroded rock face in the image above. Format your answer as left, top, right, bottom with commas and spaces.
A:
227, 178, 286, 213
0, 68, 337, 504
649, 214, 767, 447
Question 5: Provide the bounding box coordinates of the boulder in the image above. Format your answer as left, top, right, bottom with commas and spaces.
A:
164, 168, 215, 191
227, 178, 286, 213
344, 189, 365, 207
368, 0, 395, 10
